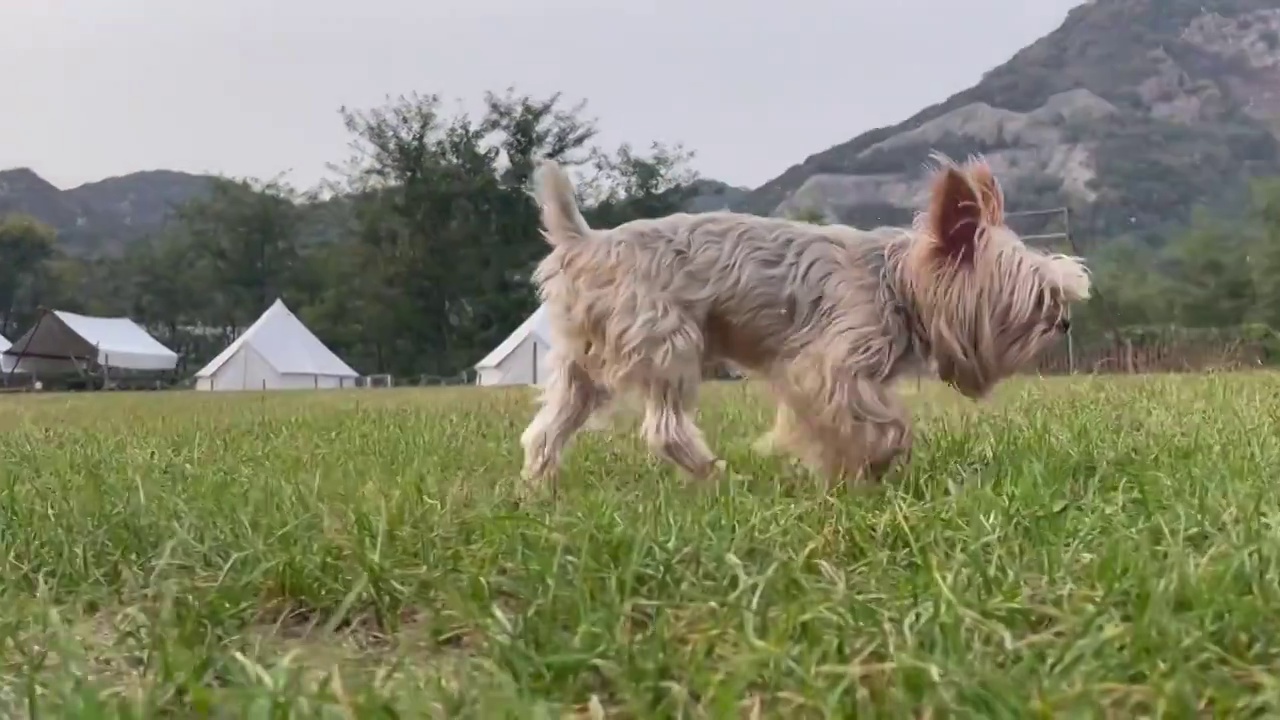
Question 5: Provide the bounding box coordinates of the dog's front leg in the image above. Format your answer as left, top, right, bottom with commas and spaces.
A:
750, 403, 791, 457
519, 360, 607, 495
780, 356, 913, 491
846, 413, 913, 488
841, 383, 912, 489
751, 399, 813, 476
629, 360, 726, 482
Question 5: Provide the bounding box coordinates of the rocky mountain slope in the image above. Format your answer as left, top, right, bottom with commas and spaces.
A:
747, 0, 1280, 244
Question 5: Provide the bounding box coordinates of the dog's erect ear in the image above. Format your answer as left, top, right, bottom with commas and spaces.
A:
926, 159, 983, 263
964, 156, 1005, 226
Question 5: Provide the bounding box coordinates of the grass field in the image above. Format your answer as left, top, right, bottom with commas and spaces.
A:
2, 374, 1280, 717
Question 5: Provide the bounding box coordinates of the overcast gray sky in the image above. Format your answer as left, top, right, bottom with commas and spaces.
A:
3, 0, 1082, 191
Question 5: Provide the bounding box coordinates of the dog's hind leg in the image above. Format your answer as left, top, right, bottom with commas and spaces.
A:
520, 358, 608, 492
615, 309, 720, 480
638, 370, 719, 480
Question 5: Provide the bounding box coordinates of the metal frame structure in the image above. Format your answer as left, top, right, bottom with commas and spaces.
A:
1006, 206, 1079, 373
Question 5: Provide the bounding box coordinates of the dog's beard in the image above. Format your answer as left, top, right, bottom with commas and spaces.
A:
902, 244, 1078, 399
934, 325, 1061, 398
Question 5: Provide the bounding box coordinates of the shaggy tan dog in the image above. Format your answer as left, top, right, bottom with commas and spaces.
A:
520, 153, 1091, 491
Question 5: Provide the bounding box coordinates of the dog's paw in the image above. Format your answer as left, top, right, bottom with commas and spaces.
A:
515, 471, 558, 506
519, 463, 537, 484
711, 459, 754, 484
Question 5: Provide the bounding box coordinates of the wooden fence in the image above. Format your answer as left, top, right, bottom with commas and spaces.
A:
1034, 337, 1271, 375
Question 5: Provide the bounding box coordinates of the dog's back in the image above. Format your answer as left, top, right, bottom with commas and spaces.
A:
534, 168, 907, 378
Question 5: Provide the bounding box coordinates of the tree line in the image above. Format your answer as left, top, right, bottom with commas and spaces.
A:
0, 90, 700, 381
2, 87, 1280, 381
1080, 178, 1280, 338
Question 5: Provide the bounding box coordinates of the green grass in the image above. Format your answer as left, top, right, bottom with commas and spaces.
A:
2, 374, 1280, 717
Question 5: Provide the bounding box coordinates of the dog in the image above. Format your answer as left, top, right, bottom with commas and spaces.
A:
519, 153, 1090, 491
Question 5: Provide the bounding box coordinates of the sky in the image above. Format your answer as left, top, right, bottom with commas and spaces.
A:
2, 0, 1083, 191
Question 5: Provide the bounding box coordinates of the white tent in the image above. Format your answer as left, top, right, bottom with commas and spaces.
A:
3, 310, 178, 374
0, 333, 14, 374
475, 305, 554, 386
194, 298, 360, 391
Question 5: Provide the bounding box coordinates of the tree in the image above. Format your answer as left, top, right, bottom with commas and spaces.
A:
331, 92, 500, 376
1074, 238, 1175, 331
1165, 209, 1255, 328
471, 89, 600, 366
0, 214, 57, 336
480, 87, 597, 188
786, 206, 829, 224
581, 142, 699, 229
319, 90, 704, 379
122, 229, 203, 359
330, 91, 605, 377
173, 177, 307, 331
1246, 178, 1280, 329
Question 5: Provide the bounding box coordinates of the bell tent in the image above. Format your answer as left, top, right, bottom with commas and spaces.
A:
475, 305, 553, 386
194, 299, 359, 391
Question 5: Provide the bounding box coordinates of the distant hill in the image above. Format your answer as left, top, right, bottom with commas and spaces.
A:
744, 0, 1280, 244
0, 167, 746, 257
0, 168, 215, 255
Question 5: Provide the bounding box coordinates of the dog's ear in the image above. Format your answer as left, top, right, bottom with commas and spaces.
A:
964, 156, 1005, 226
926, 160, 983, 263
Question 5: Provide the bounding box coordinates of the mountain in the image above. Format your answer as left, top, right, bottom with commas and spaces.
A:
5, 0, 1278, 254
0, 168, 215, 255
745, 0, 1280, 245
0, 166, 748, 256
65, 171, 216, 236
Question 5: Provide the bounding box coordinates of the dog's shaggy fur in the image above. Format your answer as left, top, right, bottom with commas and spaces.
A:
520, 153, 1091, 491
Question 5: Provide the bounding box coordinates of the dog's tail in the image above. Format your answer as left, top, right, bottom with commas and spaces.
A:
533, 160, 592, 245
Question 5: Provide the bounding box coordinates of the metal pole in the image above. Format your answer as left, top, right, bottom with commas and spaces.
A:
5, 308, 48, 386
1063, 207, 1075, 374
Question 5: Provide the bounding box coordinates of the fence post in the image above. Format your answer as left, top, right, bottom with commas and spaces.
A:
1066, 306, 1075, 375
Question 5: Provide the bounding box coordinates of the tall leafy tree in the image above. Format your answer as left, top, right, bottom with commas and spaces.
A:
1246, 178, 1280, 329
173, 177, 306, 331
332, 93, 495, 376
1165, 209, 1255, 328
582, 142, 698, 228
0, 214, 57, 336
122, 229, 203, 358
